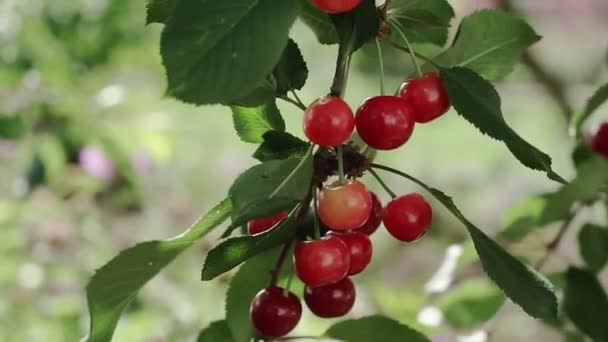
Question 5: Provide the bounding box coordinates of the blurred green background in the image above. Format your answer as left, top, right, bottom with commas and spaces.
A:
1, 0, 607, 341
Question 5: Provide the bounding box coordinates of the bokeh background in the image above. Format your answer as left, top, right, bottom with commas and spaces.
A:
1, 0, 608, 341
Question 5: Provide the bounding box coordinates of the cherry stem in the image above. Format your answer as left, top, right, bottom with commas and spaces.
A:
279, 95, 306, 111
270, 144, 314, 198
374, 38, 386, 95
337, 145, 345, 185
270, 239, 294, 286
368, 168, 397, 199
330, 30, 355, 98
282, 271, 294, 297
291, 90, 307, 110
370, 163, 427, 189
380, 38, 440, 70
312, 186, 321, 240
389, 20, 423, 77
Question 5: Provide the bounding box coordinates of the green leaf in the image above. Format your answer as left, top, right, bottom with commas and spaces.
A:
0, 115, 25, 140
564, 268, 608, 341
331, 0, 380, 53
571, 83, 608, 138
225, 248, 290, 342
161, 0, 299, 105
578, 225, 608, 272
197, 321, 235, 342
499, 193, 551, 242
201, 215, 297, 281
325, 315, 430, 342
387, 0, 455, 45
229, 156, 313, 226
370, 165, 558, 320
438, 278, 505, 328
145, 0, 178, 24
433, 10, 541, 80
440, 67, 561, 182
86, 198, 232, 342
231, 101, 285, 143
273, 39, 308, 95
298, 0, 339, 45
253, 131, 310, 162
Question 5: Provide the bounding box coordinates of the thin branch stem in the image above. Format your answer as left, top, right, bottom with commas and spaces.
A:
380, 38, 440, 69
368, 168, 397, 198
389, 20, 423, 76
279, 95, 307, 111
290, 90, 307, 110
270, 239, 294, 286
337, 145, 345, 185
375, 38, 386, 95
312, 185, 321, 239
269, 145, 314, 198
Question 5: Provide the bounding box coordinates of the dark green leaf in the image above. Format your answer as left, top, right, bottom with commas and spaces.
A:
201, 215, 297, 281
433, 10, 541, 80
253, 131, 310, 162
325, 315, 430, 342
564, 268, 608, 341
161, 0, 299, 105
331, 0, 380, 53
145, 0, 178, 24
299, 0, 339, 44
387, 0, 454, 45
439, 278, 505, 328
273, 39, 308, 95
0, 115, 25, 140
86, 198, 232, 342
197, 321, 235, 342
230, 156, 313, 226
231, 101, 285, 143
578, 225, 608, 272
440, 67, 561, 182
571, 83, 608, 138
231, 84, 276, 107
499, 193, 552, 242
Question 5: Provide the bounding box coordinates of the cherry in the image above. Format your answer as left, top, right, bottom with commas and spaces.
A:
328, 231, 372, 275
383, 193, 432, 242
317, 180, 373, 231
247, 211, 288, 235
303, 96, 354, 147
355, 96, 416, 150
250, 286, 302, 338
309, 0, 362, 14
293, 235, 350, 287
398, 72, 451, 123
304, 277, 356, 318
355, 192, 384, 235
590, 122, 608, 158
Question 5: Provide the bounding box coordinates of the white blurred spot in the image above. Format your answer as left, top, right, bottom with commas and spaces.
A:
458, 330, 488, 342
23, 69, 41, 90
425, 244, 463, 293
417, 306, 443, 327
18, 263, 44, 289
96, 84, 125, 107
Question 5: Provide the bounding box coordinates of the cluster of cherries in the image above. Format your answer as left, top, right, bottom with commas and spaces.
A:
247, 72, 452, 338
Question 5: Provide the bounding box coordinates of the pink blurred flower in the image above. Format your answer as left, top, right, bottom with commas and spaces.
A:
131, 150, 154, 174
79, 146, 115, 181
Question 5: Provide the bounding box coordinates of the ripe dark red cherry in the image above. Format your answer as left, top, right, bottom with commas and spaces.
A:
356, 192, 384, 235
590, 122, 608, 158
398, 72, 451, 123
303, 96, 355, 147
293, 235, 350, 287
309, 0, 362, 14
247, 211, 288, 235
383, 193, 432, 242
355, 96, 416, 150
304, 277, 356, 318
250, 287, 302, 338
317, 180, 373, 231
328, 231, 373, 275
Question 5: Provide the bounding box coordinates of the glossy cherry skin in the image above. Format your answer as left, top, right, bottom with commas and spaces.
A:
293, 235, 350, 287
304, 277, 356, 318
317, 180, 373, 231
309, 0, 362, 14
250, 287, 302, 338
328, 231, 373, 275
383, 193, 432, 242
398, 72, 451, 123
247, 211, 288, 235
590, 122, 608, 158
355, 96, 416, 150
356, 192, 384, 235
303, 96, 355, 147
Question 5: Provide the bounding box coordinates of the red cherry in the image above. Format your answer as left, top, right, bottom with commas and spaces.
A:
328, 231, 372, 275
250, 287, 302, 338
317, 180, 373, 231
590, 122, 608, 158
398, 72, 451, 123
304, 277, 356, 318
247, 211, 288, 235
355, 96, 416, 150
309, 0, 362, 14
303, 96, 354, 147
356, 192, 384, 235
383, 193, 432, 242
293, 235, 350, 287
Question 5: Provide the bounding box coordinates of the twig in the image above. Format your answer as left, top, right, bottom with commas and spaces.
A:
269, 239, 294, 286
